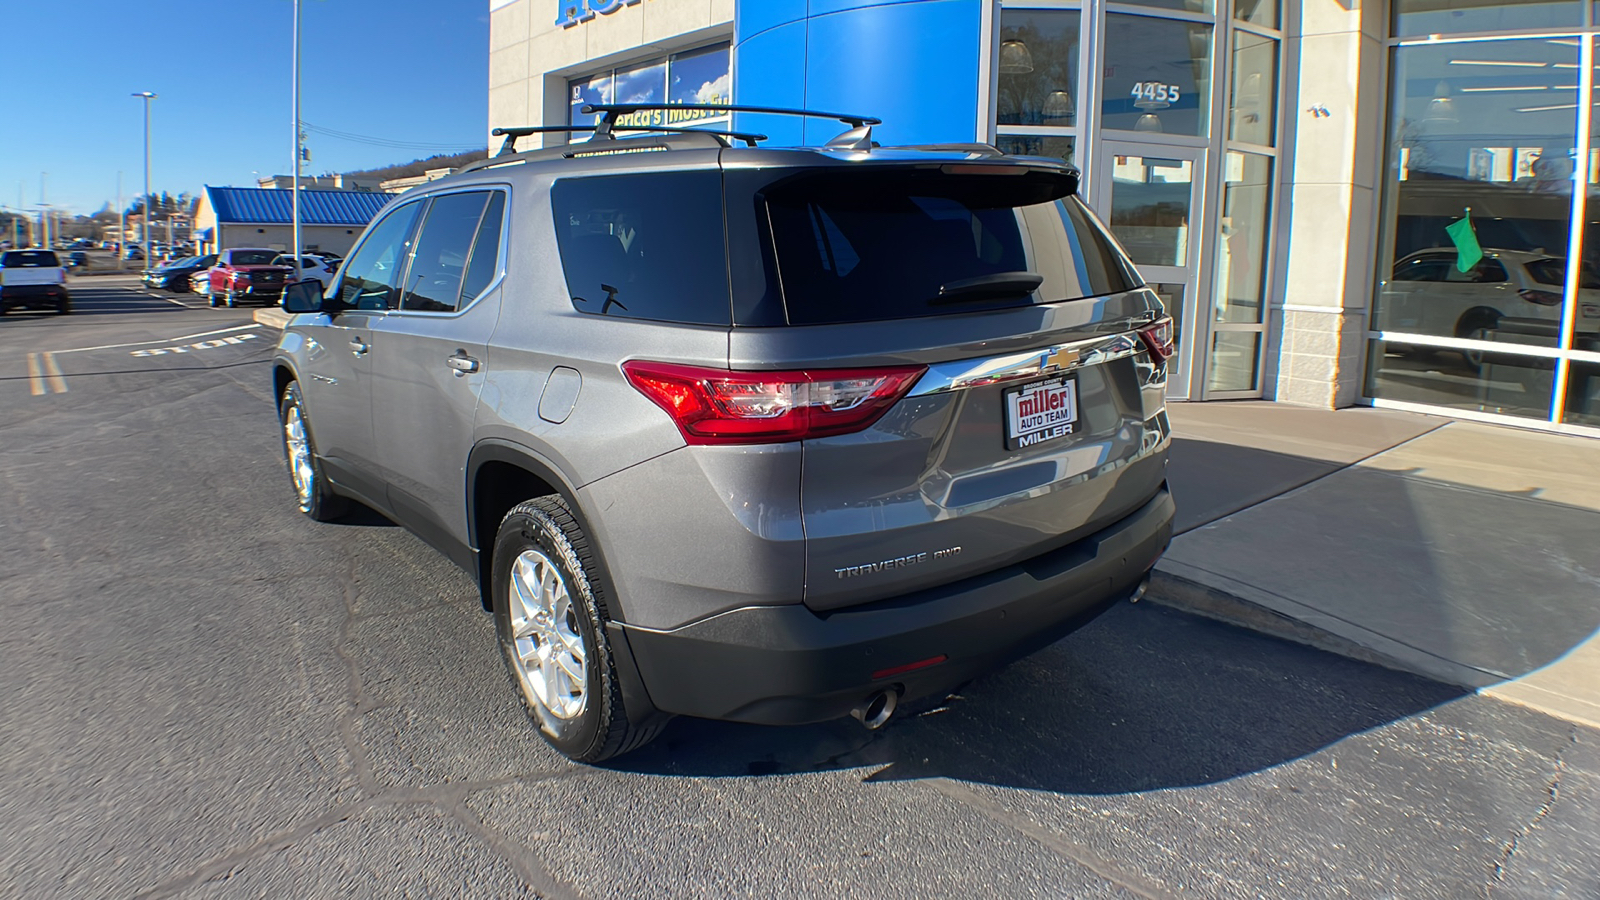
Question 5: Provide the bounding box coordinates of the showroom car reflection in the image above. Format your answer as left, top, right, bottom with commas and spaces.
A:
1378, 247, 1600, 367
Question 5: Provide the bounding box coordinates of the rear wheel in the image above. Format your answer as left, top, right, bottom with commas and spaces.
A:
492, 497, 666, 763
56, 299, 71, 315
278, 382, 349, 521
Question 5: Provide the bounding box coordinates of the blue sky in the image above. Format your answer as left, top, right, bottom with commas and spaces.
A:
0, 0, 489, 216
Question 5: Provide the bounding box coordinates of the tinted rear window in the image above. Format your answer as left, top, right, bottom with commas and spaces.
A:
230, 250, 279, 266
763, 170, 1140, 325
552, 171, 730, 326
2, 251, 60, 267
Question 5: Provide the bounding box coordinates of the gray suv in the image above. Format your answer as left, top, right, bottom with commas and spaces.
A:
273, 105, 1176, 762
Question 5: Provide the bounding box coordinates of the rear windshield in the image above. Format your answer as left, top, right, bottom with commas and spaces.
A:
2, 251, 60, 267
230, 250, 279, 266
1528, 257, 1600, 289
763, 169, 1140, 325
552, 171, 730, 326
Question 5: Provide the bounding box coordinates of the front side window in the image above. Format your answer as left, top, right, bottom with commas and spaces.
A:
337, 201, 422, 311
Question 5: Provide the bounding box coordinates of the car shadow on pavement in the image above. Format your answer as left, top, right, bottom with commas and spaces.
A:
607, 602, 1466, 794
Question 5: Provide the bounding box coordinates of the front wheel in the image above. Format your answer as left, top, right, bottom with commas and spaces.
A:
224, 290, 238, 309
492, 497, 666, 763
278, 382, 349, 521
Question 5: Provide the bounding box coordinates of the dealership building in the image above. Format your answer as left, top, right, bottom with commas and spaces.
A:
489, 0, 1600, 436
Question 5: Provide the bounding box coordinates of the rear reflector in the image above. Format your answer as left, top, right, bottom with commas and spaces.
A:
1138, 317, 1177, 362
872, 654, 948, 681
622, 361, 926, 445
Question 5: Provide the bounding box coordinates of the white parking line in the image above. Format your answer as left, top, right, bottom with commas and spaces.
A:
51, 325, 257, 355
42, 352, 67, 393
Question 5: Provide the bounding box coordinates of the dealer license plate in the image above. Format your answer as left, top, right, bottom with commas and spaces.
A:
1005, 377, 1079, 450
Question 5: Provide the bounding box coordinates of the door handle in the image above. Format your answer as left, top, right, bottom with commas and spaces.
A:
349, 337, 370, 356
447, 352, 480, 375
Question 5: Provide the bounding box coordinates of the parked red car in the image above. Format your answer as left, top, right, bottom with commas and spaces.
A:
206, 248, 293, 308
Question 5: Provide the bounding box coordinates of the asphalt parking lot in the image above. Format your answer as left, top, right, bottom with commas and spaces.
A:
2, 280, 1596, 899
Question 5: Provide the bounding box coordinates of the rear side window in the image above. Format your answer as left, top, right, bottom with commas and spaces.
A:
553, 172, 730, 325
763, 169, 1141, 325
2, 251, 60, 267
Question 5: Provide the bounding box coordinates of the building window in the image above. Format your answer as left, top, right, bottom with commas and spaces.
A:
568, 43, 731, 132
1368, 36, 1580, 422
1100, 14, 1212, 138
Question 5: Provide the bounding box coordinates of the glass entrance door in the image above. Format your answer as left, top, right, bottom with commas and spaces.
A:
1094, 141, 1208, 400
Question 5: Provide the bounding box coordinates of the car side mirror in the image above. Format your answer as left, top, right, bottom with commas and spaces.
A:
283, 278, 327, 313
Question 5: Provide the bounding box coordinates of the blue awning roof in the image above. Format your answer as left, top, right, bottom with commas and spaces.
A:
205, 186, 392, 226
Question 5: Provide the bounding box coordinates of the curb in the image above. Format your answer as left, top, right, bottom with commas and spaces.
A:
1143, 568, 1483, 687
253, 308, 291, 330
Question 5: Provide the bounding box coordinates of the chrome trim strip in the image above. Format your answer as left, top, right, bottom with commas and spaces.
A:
908, 332, 1143, 397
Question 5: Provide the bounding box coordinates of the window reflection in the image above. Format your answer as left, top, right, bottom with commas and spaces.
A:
1229, 31, 1277, 147
1101, 15, 1212, 137
1214, 152, 1271, 324
1374, 40, 1577, 352
1107, 155, 1193, 267
997, 11, 1080, 128
1209, 332, 1260, 392
1393, 0, 1579, 39
995, 135, 1075, 166
1368, 339, 1554, 419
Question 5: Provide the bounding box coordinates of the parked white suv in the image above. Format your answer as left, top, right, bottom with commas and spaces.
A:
0, 250, 71, 315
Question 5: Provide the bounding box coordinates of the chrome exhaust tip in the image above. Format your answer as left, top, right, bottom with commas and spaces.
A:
851, 690, 898, 730
1129, 575, 1151, 603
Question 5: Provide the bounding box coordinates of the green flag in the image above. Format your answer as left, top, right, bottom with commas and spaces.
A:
1444, 210, 1483, 273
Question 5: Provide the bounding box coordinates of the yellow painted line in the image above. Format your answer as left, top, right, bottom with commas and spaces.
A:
25, 354, 46, 396
42, 352, 68, 394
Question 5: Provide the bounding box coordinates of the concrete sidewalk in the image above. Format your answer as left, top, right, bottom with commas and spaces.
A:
1152, 400, 1600, 730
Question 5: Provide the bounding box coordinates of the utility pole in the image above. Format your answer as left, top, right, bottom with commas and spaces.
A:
117, 171, 125, 271
133, 91, 156, 280
290, 0, 304, 282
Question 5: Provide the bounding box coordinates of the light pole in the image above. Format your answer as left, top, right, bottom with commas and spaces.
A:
132, 91, 156, 278
290, 0, 304, 282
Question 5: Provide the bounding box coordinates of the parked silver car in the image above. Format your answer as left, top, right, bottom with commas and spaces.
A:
272, 106, 1176, 762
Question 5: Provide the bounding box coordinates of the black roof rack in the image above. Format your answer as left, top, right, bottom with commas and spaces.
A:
580, 103, 881, 139
490, 124, 767, 157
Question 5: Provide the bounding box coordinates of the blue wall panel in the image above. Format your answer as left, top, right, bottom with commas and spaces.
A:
733, 0, 984, 147
737, 0, 807, 40
731, 19, 811, 146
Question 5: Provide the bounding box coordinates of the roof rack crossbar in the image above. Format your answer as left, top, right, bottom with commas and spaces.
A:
579, 103, 881, 138
490, 124, 767, 156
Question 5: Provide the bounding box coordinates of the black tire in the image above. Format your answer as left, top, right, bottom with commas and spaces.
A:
492, 497, 666, 763
277, 382, 349, 522
56, 299, 71, 315
1455, 309, 1501, 374
224, 290, 238, 309
208, 290, 220, 308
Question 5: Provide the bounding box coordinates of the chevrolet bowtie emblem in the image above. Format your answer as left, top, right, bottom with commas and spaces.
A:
1043, 348, 1080, 371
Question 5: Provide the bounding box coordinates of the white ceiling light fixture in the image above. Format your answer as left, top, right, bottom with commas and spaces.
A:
999, 40, 1034, 75
1448, 59, 1549, 68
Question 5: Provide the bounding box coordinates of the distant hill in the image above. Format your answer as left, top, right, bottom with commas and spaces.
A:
343, 149, 488, 182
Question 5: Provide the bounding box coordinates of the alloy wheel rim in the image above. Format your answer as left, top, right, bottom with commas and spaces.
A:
283, 405, 315, 507
508, 548, 588, 722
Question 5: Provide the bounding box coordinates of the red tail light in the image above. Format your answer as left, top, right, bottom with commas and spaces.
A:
1519, 289, 1563, 306
622, 361, 926, 445
1138, 317, 1177, 362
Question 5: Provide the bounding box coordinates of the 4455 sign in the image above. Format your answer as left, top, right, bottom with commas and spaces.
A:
557, 0, 642, 27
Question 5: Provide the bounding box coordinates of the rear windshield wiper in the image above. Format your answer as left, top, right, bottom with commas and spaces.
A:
932, 271, 1044, 305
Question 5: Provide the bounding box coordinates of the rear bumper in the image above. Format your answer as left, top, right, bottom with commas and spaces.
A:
1, 284, 68, 306
621, 484, 1174, 725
